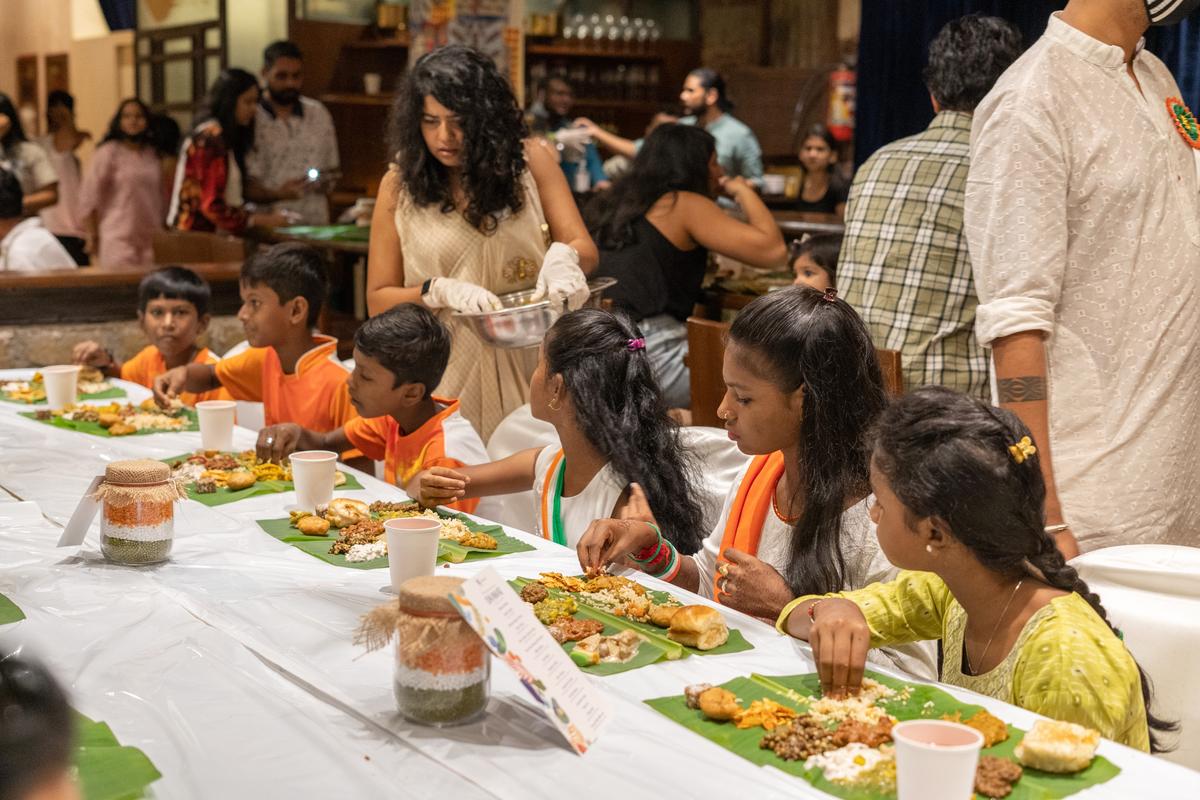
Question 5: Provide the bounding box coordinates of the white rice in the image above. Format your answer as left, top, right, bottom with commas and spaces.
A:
804, 743, 893, 782
345, 541, 388, 563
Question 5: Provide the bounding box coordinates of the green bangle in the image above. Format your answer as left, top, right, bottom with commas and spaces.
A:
629, 522, 663, 564
649, 541, 678, 579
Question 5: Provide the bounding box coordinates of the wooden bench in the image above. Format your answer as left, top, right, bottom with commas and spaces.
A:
686, 317, 904, 428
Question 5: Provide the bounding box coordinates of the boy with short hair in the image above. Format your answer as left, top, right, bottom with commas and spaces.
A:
73, 266, 228, 405
255, 304, 486, 513
154, 243, 355, 435
0, 653, 80, 800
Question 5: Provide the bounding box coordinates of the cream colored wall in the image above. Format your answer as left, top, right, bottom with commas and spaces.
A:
227, 0, 289, 72
0, 0, 135, 167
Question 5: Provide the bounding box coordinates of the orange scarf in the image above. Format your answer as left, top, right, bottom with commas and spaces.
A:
714, 451, 785, 602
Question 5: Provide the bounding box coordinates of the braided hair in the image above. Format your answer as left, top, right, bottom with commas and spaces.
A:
871, 386, 1177, 753
545, 308, 705, 554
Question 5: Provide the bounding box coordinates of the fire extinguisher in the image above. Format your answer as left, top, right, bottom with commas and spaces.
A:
827, 64, 856, 143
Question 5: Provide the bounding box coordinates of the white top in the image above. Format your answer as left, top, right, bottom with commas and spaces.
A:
694, 461, 938, 680
35, 134, 85, 237
965, 13, 1200, 550
247, 96, 339, 225
0, 217, 75, 271
0, 140, 57, 194
531, 445, 625, 548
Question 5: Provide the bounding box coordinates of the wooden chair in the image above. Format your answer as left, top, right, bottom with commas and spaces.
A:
687, 319, 905, 427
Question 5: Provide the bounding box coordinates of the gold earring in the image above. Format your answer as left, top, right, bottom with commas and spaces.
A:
925, 544, 934, 554
548, 396, 561, 412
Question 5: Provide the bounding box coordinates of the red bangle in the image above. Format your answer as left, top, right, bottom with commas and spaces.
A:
807, 599, 828, 622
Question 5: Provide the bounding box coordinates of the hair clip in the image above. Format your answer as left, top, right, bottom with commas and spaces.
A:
1008, 436, 1037, 465
626, 337, 646, 352
821, 287, 838, 303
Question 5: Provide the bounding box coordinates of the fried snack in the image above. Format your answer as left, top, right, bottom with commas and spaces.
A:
648, 603, 681, 628
329, 519, 385, 555
334, 471, 347, 487
459, 530, 498, 550
944, 709, 1009, 748
833, 716, 895, 747
108, 422, 137, 436
97, 412, 121, 428
252, 462, 289, 482
698, 687, 741, 722
1014, 720, 1099, 774
320, 498, 370, 528
224, 471, 257, 491
685, 683, 714, 710
734, 699, 799, 731
533, 596, 578, 625
297, 516, 331, 536
369, 499, 420, 515
196, 477, 217, 494
760, 717, 838, 761
668, 605, 729, 650
539, 572, 586, 593
975, 756, 1023, 798
519, 583, 549, 604
548, 617, 604, 644
583, 574, 646, 596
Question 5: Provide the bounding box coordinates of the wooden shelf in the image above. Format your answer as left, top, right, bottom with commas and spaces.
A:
343, 36, 409, 50
526, 42, 662, 61
320, 93, 393, 107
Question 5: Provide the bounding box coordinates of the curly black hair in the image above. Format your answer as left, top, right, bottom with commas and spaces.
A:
923, 14, 1023, 113
388, 45, 528, 233
729, 287, 888, 597
546, 308, 706, 555
872, 386, 1177, 753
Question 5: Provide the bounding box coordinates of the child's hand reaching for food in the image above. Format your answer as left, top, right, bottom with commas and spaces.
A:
406, 466, 470, 508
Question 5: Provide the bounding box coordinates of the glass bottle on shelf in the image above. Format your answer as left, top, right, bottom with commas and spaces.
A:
635, 18, 649, 52
589, 14, 603, 49
647, 19, 661, 42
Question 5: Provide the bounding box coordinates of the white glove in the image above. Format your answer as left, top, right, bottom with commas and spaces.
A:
532, 242, 590, 311
424, 277, 501, 314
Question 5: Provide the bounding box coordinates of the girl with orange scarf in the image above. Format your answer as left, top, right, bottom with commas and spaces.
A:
577, 287, 936, 678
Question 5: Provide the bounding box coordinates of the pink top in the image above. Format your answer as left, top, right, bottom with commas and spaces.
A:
79, 142, 164, 267
37, 135, 86, 238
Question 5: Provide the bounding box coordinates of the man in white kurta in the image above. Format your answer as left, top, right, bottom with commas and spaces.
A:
965, 10, 1200, 551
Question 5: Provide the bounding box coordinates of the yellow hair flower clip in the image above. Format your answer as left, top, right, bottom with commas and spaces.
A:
1008, 436, 1037, 465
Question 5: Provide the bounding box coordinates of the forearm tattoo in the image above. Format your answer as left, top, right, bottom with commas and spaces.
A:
998, 376, 1047, 403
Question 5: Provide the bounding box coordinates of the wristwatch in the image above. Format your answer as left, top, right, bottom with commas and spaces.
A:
420, 278, 434, 297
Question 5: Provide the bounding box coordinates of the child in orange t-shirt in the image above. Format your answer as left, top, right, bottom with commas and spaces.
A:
72, 266, 229, 405
254, 303, 487, 513
154, 243, 356, 435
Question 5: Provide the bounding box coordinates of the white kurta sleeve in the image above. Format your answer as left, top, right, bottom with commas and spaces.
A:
964, 97, 1070, 346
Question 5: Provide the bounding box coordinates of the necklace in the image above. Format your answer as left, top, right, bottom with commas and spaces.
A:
967, 579, 1023, 675
772, 485, 800, 524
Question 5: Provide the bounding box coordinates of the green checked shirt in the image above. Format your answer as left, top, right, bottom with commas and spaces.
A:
838, 110, 988, 398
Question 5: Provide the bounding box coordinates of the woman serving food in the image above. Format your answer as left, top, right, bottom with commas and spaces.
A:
366, 45, 598, 438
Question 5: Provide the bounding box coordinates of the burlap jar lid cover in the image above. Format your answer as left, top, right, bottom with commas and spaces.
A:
357, 575, 469, 653
93, 459, 186, 505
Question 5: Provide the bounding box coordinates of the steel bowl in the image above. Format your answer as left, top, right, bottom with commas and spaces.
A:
453, 277, 617, 349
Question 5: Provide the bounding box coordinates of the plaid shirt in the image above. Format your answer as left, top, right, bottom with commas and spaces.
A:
838, 111, 988, 398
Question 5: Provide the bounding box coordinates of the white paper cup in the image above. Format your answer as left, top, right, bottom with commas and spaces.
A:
363, 73, 382, 95
195, 400, 237, 451
893, 720, 984, 800
42, 365, 80, 409
290, 450, 338, 511
384, 518, 441, 591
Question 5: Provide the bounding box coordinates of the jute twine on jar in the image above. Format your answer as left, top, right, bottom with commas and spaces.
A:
356, 576, 482, 666
91, 459, 186, 507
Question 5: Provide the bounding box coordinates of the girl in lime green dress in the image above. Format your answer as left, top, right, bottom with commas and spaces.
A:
777, 386, 1175, 752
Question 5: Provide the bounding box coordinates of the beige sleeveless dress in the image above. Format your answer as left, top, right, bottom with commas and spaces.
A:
393, 169, 549, 439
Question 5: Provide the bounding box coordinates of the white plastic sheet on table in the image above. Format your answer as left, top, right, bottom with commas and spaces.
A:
0, 410, 1198, 798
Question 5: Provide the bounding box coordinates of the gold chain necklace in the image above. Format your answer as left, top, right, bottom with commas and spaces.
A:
966, 579, 1023, 675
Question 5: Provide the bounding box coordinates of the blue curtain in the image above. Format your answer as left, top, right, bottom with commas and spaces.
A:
98, 0, 136, 31
855, 1, 1200, 165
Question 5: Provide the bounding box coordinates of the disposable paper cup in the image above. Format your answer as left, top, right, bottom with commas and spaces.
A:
196, 400, 237, 451
363, 73, 382, 95
892, 720, 984, 800
290, 450, 338, 511
384, 518, 441, 592
42, 365, 80, 409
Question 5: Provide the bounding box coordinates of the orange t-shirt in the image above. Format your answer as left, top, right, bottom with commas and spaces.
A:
214, 335, 356, 431
343, 397, 487, 514
120, 345, 230, 405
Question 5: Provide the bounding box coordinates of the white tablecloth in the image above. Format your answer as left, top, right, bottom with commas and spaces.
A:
0, 392, 1196, 799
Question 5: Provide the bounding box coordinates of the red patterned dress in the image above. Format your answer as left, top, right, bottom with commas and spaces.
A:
167, 121, 249, 234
